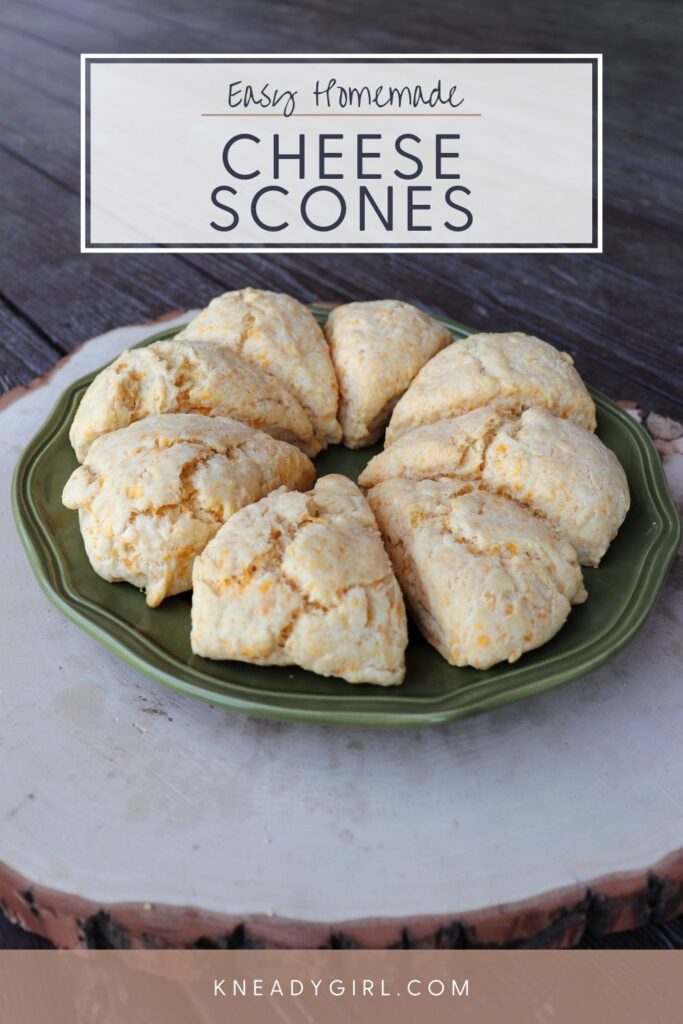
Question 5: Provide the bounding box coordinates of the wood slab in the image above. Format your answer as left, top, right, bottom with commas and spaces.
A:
1, 316, 682, 949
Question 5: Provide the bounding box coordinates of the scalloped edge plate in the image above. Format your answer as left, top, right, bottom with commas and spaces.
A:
11, 308, 681, 727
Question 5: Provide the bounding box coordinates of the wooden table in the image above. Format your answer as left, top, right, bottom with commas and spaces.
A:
1, 0, 682, 948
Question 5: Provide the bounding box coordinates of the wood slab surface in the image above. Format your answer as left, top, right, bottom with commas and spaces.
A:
1, 316, 682, 948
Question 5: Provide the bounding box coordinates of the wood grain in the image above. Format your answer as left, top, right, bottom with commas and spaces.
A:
3, 848, 683, 949
0, 2, 681, 416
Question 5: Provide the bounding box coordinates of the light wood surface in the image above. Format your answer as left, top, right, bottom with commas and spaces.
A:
1, 317, 682, 947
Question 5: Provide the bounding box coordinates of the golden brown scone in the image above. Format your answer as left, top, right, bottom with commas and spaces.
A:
360, 407, 629, 566
69, 338, 320, 461
191, 475, 408, 685
62, 414, 315, 607
324, 300, 451, 448
367, 477, 587, 670
385, 332, 596, 444
177, 288, 342, 447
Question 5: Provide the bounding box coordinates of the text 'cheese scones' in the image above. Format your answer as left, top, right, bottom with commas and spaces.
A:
367, 478, 587, 670
385, 332, 596, 444
69, 338, 320, 461
324, 300, 451, 448
360, 407, 629, 566
178, 288, 342, 447
191, 475, 408, 685
62, 414, 315, 607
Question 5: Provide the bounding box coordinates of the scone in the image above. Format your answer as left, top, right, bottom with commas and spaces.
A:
69, 338, 320, 461
62, 414, 315, 607
367, 477, 587, 670
178, 288, 342, 447
191, 475, 408, 685
324, 299, 451, 448
385, 332, 596, 444
360, 407, 629, 566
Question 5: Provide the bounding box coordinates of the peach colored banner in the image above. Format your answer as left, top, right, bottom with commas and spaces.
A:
0, 950, 681, 1023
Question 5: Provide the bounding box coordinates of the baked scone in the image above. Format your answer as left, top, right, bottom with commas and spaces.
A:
69, 338, 320, 461
178, 288, 342, 447
62, 414, 315, 607
385, 332, 596, 444
324, 300, 451, 448
367, 478, 587, 670
191, 475, 408, 685
360, 407, 629, 566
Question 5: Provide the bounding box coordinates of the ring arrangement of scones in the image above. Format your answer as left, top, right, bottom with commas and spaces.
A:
63, 288, 630, 687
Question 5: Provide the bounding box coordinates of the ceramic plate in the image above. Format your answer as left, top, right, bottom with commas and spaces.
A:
12, 308, 681, 727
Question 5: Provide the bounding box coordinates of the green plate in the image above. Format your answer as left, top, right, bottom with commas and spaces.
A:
12, 308, 681, 727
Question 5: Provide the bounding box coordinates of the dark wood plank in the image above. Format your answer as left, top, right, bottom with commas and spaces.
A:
0, 24, 80, 106
0, 298, 64, 392
2, 0, 682, 224
0, 147, 223, 345
3, 122, 676, 414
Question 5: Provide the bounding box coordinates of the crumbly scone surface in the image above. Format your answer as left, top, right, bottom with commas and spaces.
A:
69, 339, 320, 461
177, 288, 342, 446
360, 406, 629, 566
324, 299, 451, 448
191, 474, 407, 685
367, 477, 587, 670
61, 297, 628, 681
62, 413, 315, 607
385, 332, 597, 444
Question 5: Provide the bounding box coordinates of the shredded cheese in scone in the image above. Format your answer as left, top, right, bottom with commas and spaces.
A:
69, 339, 320, 461
360, 406, 629, 566
62, 413, 315, 607
367, 477, 587, 670
178, 288, 342, 447
385, 332, 596, 444
324, 299, 451, 448
191, 474, 407, 685
63, 293, 620, 679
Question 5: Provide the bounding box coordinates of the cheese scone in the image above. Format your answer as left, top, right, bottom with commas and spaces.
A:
360, 407, 629, 566
324, 300, 451, 448
177, 288, 342, 447
385, 332, 596, 444
69, 339, 320, 461
367, 478, 587, 670
62, 414, 315, 607
191, 475, 408, 685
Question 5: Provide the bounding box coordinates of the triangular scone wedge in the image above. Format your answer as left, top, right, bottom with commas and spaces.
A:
62, 414, 315, 607
385, 332, 596, 445
361, 406, 500, 488
324, 300, 451, 448
367, 478, 587, 670
178, 288, 342, 447
360, 407, 629, 567
191, 475, 408, 686
69, 338, 320, 461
